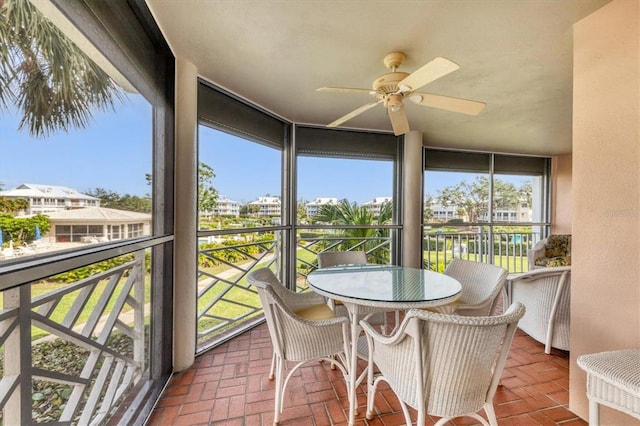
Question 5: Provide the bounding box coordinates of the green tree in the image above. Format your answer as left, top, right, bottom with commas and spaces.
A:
0, 196, 28, 213
297, 199, 307, 222
518, 182, 533, 207
316, 199, 392, 258
0, 213, 49, 245
0, 0, 123, 137
437, 176, 526, 223
198, 162, 219, 214
87, 188, 151, 213
147, 162, 219, 214
423, 195, 435, 222
438, 177, 489, 223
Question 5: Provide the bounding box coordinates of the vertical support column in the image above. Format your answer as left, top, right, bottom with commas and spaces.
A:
173, 58, 198, 371
402, 131, 423, 268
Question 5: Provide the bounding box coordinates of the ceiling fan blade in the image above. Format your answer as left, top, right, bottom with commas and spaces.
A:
327, 100, 383, 127
398, 57, 460, 92
409, 92, 486, 115
317, 87, 373, 95
388, 105, 410, 136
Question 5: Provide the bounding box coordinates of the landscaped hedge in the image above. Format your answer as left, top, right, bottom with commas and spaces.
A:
48, 253, 140, 283
198, 235, 274, 268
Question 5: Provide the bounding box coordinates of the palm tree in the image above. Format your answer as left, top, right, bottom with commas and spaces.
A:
0, 0, 123, 138
316, 199, 393, 261
0, 196, 28, 213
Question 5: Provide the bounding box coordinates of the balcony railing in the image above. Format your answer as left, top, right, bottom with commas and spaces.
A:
195, 228, 541, 352
0, 228, 541, 422
196, 234, 279, 353
423, 230, 540, 272
0, 250, 149, 424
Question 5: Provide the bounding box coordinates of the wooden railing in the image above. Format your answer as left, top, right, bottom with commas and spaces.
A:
0, 250, 148, 424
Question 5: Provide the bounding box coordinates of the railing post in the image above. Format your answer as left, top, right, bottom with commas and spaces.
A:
134, 250, 145, 373
1, 285, 32, 424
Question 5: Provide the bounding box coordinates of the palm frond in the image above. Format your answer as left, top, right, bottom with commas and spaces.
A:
0, 0, 124, 138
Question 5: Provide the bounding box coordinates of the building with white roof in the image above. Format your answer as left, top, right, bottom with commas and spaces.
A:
305, 197, 338, 218
0, 183, 100, 216
213, 197, 241, 217
248, 196, 281, 217
362, 197, 392, 217
426, 199, 463, 222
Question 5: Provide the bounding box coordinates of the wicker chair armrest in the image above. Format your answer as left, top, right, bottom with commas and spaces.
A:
360, 315, 413, 346
294, 314, 349, 328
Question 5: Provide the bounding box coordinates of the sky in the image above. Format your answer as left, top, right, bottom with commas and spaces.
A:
1, 93, 528, 205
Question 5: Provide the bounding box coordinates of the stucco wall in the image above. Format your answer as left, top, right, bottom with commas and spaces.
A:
551, 154, 572, 235
571, 0, 640, 423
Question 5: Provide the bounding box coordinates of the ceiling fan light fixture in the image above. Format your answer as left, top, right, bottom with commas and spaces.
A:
385, 94, 403, 112
409, 94, 423, 103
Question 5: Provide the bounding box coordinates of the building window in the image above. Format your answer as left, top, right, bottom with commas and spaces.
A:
129, 223, 144, 237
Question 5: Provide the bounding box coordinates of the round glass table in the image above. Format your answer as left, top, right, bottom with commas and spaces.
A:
307, 264, 462, 425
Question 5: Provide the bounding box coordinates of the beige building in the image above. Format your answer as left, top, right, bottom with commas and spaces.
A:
46, 207, 151, 243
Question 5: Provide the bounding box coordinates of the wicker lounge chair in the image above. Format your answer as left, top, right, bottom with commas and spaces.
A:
507, 266, 571, 353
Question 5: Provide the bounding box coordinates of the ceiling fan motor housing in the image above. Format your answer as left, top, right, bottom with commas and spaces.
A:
372, 72, 410, 95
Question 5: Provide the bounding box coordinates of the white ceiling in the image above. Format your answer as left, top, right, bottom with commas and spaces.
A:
146, 0, 611, 156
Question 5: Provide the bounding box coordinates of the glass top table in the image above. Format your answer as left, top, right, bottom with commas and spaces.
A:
307, 264, 462, 309
307, 264, 462, 425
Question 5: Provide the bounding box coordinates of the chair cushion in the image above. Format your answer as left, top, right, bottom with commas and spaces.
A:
535, 235, 572, 267
293, 304, 336, 320
544, 235, 571, 258
535, 255, 571, 267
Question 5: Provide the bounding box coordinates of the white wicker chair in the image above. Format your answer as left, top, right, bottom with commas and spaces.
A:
317, 250, 392, 332
508, 266, 570, 353
577, 349, 640, 425
317, 250, 368, 268
434, 259, 508, 316
247, 268, 350, 425
527, 238, 547, 270
361, 303, 526, 426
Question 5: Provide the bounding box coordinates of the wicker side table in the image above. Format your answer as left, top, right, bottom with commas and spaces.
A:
577, 349, 640, 425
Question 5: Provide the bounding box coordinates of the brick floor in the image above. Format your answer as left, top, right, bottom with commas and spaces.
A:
147, 317, 584, 426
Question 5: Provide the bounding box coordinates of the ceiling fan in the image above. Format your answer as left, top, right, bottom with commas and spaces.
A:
317, 52, 486, 136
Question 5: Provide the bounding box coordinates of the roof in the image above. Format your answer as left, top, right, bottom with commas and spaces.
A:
363, 197, 393, 205
250, 196, 281, 205
308, 198, 338, 205
46, 207, 151, 221
0, 183, 99, 201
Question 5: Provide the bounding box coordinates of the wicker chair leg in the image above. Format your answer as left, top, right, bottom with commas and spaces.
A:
273, 357, 284, 425
269, 353, 276, 380
589, 399, 600, 426
483, 402, 498, 426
